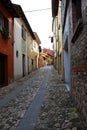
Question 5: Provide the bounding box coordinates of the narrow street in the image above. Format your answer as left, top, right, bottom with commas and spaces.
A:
0, 66, 82, 130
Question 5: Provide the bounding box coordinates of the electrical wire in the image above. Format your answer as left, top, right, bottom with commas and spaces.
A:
24, 8, 51, 12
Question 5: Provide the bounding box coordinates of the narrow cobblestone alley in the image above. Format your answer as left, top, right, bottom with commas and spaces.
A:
0, 66, 82, 130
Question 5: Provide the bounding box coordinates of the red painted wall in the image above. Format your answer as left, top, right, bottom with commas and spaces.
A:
0, 3, 14, 85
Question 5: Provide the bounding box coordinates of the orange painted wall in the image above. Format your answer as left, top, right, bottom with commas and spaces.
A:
0, 3, 14, 84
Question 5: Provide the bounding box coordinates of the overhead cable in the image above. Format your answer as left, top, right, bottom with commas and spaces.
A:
24, 8, 51, 12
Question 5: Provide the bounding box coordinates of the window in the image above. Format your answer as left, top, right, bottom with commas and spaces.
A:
0, 12, 11, 39
8, 21, 11, 37
16, 50, 19, 58
39, 46, 42, 52
22, 25, 26, 41
0, 12, 3, 31
4, 17, 8, 29
4, 18, 12, 37
2, 17, 10, 39
72, 0, 82, 31
71, 0, 83, 42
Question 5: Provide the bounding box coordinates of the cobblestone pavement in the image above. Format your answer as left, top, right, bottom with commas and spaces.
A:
0, 66, 83, 130
0, 67, 48, 130
35, 67, 83, 130
0, 69, 40, 100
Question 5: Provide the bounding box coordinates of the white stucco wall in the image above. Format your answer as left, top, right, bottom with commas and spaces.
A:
14, 18, 33, 80
14, 18, 22, 80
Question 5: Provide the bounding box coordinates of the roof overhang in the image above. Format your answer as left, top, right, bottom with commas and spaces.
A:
0, 0, 19, 17
34, 32, 41, 44
13, 4, 35, 39
52, 0, 59, 17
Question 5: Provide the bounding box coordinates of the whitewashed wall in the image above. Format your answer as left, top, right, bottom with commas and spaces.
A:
14, 18, 22, 80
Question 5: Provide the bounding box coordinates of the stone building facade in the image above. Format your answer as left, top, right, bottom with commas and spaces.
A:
62, 0, 87, 129
52, 0, 87, 129
70, 0, 87, 129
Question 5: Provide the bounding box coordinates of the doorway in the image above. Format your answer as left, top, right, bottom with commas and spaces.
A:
0, 53, 7, 86
22, 54, 25, 77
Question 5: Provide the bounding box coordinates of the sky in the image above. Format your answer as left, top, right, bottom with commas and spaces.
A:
11, 0, 53, 50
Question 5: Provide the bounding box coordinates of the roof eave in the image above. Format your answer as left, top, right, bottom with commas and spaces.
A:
34, 32, 41, 44
13, 4, 35, 39
0, 0, 19, 17
52, 0, 59, 17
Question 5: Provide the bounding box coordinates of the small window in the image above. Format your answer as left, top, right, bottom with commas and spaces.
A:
72, 0, 82, 32
71, 0, 83, 43
0, 12, 12, 39
39, 46, 42, 52
22, 25, 26, 41
8, 21, 11, 37
0, 12, 3, 31
16, 50, 19, 58
4, 17, 8, 29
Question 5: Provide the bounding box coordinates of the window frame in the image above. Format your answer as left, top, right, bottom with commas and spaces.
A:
0, 12, 3, 31
71, 0, 83, 43
0, 12, 11, 39
22, 25, 26, 41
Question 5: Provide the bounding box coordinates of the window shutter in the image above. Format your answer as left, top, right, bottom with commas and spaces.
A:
0, 12, 3, 31
8, 21, 11, 37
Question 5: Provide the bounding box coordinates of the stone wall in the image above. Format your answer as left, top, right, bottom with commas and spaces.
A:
71, 4, 87, 129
